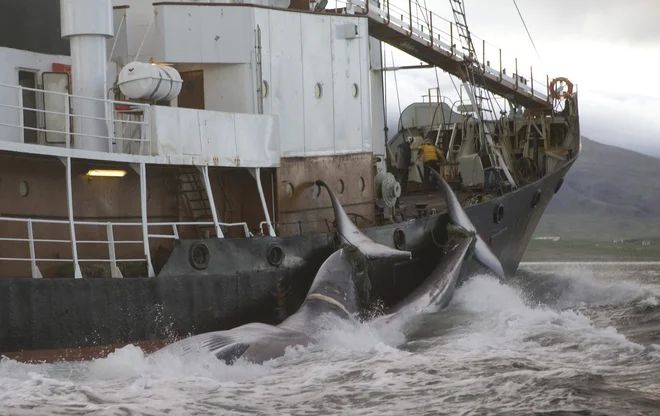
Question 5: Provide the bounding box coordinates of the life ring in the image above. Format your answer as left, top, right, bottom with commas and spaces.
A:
549, 77, 573, 100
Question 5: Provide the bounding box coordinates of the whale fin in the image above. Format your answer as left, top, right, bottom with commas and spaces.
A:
213, 342, 251, 365
315, 180, 412, 261
429, 169, 505, 277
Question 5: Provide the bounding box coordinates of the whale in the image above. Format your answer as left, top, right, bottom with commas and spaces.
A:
429, 168, 505, 278
155, 245, 371, 364
155, 173, 500, 364
374, 168, 504, 324
374, 233, 474, 326
155, 181, 412, 365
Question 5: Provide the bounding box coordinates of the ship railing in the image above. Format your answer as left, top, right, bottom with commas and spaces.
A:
0, 82, 151, 156
330, 0, 549, 103
0, 216, 251, 279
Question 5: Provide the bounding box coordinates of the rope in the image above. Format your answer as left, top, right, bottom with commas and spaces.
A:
512, 0, 547, 74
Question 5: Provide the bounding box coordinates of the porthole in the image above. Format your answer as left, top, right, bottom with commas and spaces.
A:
351, 83, 359, 98
19, 181, 29, 197
358, 176, 365, 192
262, 80, 269, 98
188, 242, 210, 270
338, 179, 345, 194
284, 182, 295, 199
393, 228, 406, 250
493, 204, 504, 224
315, 82, 323, 98
267, 245, 284, 267
554, 178, 564, 194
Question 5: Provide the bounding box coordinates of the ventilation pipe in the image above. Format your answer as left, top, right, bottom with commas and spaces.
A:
60, 0, 114, 152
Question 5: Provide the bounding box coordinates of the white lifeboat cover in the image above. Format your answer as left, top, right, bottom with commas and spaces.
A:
118, 62, 183, 102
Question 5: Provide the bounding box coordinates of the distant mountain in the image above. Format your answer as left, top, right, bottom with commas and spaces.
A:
536, 137, 660, 240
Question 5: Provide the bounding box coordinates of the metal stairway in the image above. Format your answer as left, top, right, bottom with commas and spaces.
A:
177, 169, 217, 238
448, 0, 517, 189
357, 0, 551, 110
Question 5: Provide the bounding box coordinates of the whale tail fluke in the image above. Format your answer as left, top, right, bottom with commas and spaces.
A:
429, 169, 505, 278
315, 180, 412, 261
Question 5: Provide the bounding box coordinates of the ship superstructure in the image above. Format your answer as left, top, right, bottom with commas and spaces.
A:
0, 0, 579, 360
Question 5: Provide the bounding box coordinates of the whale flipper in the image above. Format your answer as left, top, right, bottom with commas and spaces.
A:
429, 169, 505, 277
315, 180, 412, 261
214, 342, 251, 365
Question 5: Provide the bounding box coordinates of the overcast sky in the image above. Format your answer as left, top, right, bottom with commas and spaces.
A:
380, 0, 660, 156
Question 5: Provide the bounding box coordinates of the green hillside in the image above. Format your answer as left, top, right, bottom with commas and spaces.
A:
535, 137, 660, 240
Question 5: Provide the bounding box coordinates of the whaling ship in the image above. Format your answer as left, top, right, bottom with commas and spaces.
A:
0, 0, 579, 361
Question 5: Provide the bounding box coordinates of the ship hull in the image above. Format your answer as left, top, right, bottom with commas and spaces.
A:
0, 159, 574, 361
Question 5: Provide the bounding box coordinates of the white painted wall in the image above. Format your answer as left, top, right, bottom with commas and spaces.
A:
154, 4, 373, 157
254, 8, 373, 157
150, 105, 280, 167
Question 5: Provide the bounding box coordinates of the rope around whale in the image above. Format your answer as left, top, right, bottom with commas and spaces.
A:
305, 293, 352, 318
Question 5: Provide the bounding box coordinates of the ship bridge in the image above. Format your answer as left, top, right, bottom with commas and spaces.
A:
342, 0, 552, 110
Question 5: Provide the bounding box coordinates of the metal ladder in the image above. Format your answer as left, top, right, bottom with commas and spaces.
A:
449, 0, 517, 189
177, 169, 216, 238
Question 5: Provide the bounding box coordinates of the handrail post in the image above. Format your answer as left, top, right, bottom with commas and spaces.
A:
106, 101, 114, 153
64, 95, 71, 148
253, 167, 276, 237
17, 86, 24, 143
429, 11, 433, 47
27, 219, 42, 279
106, 222, 122, 278
530, 66, 534, 97
515, 58, 519, 90
408, 0, 412, 37
140, 106, 151, 156
450, 23, 454, 55
386, 0, 390, 24
482, 39, 486, 71
547, 74, 551, 103
198, 165, 224, 238
135, 162, 155, 277
62, 156, 82, 278
498, 49, 502, 82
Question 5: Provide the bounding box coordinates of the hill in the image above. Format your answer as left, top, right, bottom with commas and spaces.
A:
535, 137, 660, 240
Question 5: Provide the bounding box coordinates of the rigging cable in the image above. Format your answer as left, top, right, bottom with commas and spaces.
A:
512, 0, 547, 74
382, 45, 389, 145
390, 50, 406, 133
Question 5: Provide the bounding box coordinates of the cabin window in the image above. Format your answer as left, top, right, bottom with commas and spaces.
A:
18, 70, 38, 144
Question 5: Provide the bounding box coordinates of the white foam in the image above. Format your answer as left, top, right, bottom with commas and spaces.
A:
0, 266, 658, 415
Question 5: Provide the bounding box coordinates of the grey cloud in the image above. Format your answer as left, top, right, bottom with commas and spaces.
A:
461, 0, 660, 44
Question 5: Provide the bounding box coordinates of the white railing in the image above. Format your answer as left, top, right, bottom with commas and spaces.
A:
0, 216, 252, 279
0, 82, 151, 155
332, 0, 549, 103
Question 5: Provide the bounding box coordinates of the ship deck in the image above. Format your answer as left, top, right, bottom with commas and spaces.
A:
396, 185, 490, 221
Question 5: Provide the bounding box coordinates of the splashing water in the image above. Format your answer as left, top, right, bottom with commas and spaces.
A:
2, 263, 660, 415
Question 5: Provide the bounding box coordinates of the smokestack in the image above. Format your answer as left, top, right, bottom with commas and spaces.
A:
60, 0, 114, 152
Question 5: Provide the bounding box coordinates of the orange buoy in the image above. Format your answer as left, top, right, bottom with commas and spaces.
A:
549, 77, 574, 100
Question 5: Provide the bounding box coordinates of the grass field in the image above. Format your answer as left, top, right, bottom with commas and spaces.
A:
522, 238, 660, 262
